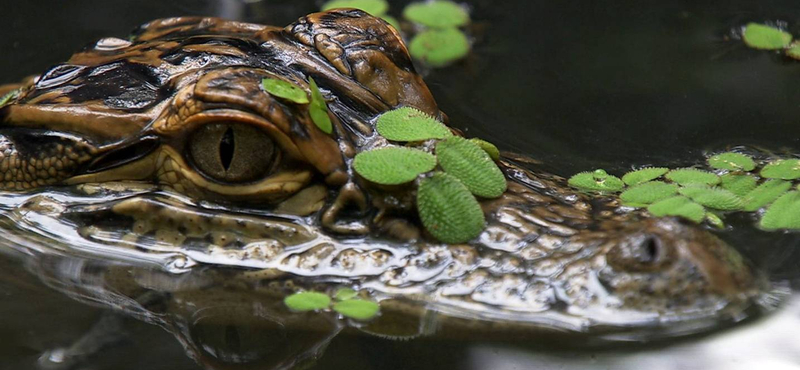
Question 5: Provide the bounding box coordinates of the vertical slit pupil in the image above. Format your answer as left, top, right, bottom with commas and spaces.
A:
219, 126, 235, 170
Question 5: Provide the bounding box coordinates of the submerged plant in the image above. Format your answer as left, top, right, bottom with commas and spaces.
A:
285, 289, 381, 320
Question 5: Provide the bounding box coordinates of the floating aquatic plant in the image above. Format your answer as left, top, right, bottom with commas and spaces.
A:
665, 168, 720, 186
376, 107, 452, 141
436, 137, 507, 198
353, 147, 436, 185
705, 212, 726, 229
382, 15, 401, 30
742, 23, 792, 50
334, 288, 358, 301
409, 28, 470, 67
647, 196, 706, 223
309, 77, 333, 134
786, 41, 800, 60
321, 0, 389, 15
760, 159, 800, 180
403, 1, 469, 28
621, 167, 669, 186
284, 291, 331, 311
678, 185, 743, 211
742, 179, 792, 211
417, 172, 485, 244
333, 299, 381, 320
720, 173, 758, 197
708, 152, 755, 171
469, 138, 500, 161
262, 78, 309, 104
0, 89, 19, 108
568, 169, 625, 192
760, 191, 800, 230
619, 181, 678, 205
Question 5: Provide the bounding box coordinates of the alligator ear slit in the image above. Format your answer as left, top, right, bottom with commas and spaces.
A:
81, 135, 160, 174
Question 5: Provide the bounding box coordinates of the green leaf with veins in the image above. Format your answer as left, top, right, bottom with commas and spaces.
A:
760, 191, 800, 230
262, 78, 309, 104
417, 172, 485, 244
622, 167, 669, 186
436, 137, 507, 198
647, 196, 706, 223
376, 107, 451, 141
743, 23, 792, 50
708, 152, 755, 171
309, 77, 333, 134
568, 169, 625, 192
742, 179, 792, 211
284, 292, 331, 311
353, 147, 436, 185
760, 159, 800, 180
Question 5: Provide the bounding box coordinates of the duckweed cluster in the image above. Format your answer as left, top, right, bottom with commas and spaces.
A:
354, 107, 506, 243
261, 77, 333, 135
321, 0, 472, 67
284, 288, 380, 320
741, 23, 800, 61
568, 151, 800, 231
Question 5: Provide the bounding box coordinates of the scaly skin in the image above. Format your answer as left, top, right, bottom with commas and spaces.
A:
0, 9, 771, 370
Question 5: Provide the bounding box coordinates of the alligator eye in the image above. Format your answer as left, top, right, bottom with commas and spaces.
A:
188, 122, 276, 183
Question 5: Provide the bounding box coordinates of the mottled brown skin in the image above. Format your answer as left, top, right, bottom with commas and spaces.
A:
0, 9, 771, 370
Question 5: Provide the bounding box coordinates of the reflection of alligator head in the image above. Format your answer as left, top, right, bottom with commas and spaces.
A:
0, 9, 772, 370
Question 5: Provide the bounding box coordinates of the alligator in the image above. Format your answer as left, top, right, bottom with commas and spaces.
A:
0, 9, 772, 370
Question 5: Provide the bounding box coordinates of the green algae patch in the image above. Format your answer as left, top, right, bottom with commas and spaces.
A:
619, 181, 678, 204
568, 169, 625, 192
409, 28, 470, 67
403, 1, 469, 28
322, 0, 389, 15
708, 152, 756, 171
333, 299, 380, 320
262, 78, 309, 104
353, 147, 436, 185
665, 168, 720, 186
309, 78, 333, 134
743, 23, 792, 50
334, 288, 358, 301
469, 138, 500, 161
376, 107, 451, 141
721, 173, 758, 197
622, 167, 669, 186
647, 196, 706, 223
678, 185, 743, 211
742, 179, 792, 211
436, 137, 507, 198
284, 291, 331, 311
760, 159, 800, 180
760, 191, 800, 230
417, 172, 485, 243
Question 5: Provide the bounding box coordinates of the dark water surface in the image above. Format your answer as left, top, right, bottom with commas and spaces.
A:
1, 0, 800, 369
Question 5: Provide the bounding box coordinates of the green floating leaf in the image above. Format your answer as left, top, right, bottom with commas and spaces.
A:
743, 23, 792, 50
262, 78, 309, 104
353, 147, 436, 185
708, 152, 755, 171
333, 299, 380, 320
705, 212, 726, 229
568, 169, 625, 192
742, 179, 792, 211
417, 172, 485, 243
321, 0, 389, 15
284, 291, 331, 311
334, 288, 358, 301
665, 168, 720, 186
619, 181, 678, 204
678, 185, 743, 211
760, 159, 800, 180
760, 191, 800, 230
409, 28, 470, 67
786, 41, 800, 60
622, 167, 669, 186
0, 89, 19, 108
436, 137, 507, 198
376, 107, 451, 141
647, 196, 706, 223
403, 1, 469, 28
309, 77, 333, 134
720, 173, 758, 197
469, 138, 500, 161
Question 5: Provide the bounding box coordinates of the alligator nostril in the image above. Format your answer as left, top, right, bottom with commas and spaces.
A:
641, 236, 661, 264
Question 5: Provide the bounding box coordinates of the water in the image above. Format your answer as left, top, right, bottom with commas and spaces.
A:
1, 0, 800, 369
